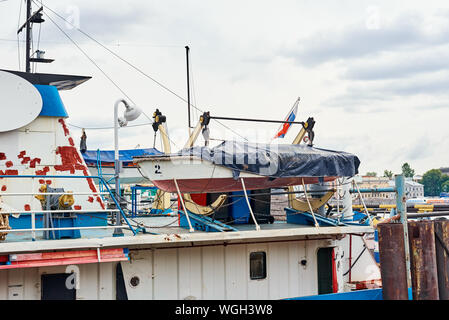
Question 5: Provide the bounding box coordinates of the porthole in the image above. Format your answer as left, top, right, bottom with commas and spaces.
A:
130, 276, 140, 287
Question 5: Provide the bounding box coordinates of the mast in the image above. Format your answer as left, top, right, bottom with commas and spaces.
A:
185, 46, 191, 134
17, 1, 52, 73
25, 0, 32, 73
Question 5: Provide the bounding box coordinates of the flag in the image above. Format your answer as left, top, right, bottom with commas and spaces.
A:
273, 98, 300, 139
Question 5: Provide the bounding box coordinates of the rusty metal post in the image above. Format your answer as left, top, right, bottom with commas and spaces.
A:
395, 174, 412, 292
408, 221, 439, 300
378, 223, 409, 300
434, 219, 449, 300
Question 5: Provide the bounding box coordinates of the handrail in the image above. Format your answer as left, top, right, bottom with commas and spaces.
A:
0, 192, 109, 196
0, 209, 119, 214
0, 225, 128, 233
0, 174, 138, 237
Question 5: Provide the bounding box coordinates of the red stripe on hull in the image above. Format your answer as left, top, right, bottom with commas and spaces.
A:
153, 176, 337, 193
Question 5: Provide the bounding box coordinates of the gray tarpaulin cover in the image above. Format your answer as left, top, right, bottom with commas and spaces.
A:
176, 141, 360, 179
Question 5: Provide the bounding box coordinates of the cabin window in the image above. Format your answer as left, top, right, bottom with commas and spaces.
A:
249, 251, 267, 280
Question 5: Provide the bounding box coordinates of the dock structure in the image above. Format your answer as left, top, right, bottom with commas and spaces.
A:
378, 219, 449, 300
364, 174, 449, 300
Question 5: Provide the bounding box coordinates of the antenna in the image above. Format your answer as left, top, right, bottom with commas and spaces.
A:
17, 0, 53, 73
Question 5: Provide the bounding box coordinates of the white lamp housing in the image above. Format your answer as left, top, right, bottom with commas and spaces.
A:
124, 105, 142, 122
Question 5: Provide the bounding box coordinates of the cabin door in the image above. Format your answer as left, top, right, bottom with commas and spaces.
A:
317, 247, 338, 295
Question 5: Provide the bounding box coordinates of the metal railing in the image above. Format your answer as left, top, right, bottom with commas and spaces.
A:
96, 149, 115, 201
0, 174, 138, 241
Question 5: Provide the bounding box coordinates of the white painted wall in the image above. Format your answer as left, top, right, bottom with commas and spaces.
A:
0, 116, 105, 218
340, 234, 381, 285
0, 238, 347, 300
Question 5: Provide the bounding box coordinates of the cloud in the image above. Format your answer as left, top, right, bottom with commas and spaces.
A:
343, 49, 449, 81
323, 69, 449, 112
382, 73, 449, 96
404, 135, 433, 161
282, 12, 449, 66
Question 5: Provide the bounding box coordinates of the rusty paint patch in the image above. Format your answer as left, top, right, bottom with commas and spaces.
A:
29, 158, 41, 169
58, 118, 70, 136
35, 168, 47, 176
96, 196, 105, 210
21, 157, 31, 164
55, 146, 85, 174
54, 142, 104, 209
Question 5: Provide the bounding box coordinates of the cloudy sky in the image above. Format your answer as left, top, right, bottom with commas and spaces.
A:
1, 0, 449, 176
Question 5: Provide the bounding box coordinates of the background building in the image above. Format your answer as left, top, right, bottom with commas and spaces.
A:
349, 176, 424, 206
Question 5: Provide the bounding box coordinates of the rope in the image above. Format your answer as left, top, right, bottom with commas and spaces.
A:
174, 179, 194, 232
302, 180, 320, 228
353, 179, 374, 226
240, 178, 260, 231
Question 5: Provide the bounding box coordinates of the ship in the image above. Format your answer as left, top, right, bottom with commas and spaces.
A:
0, 1, 382, 301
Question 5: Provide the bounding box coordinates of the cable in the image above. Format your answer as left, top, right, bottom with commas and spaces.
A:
34, 0, 43, 73
343, 245, 367, 276
35, 1, 249, 142
0, 38, 185, 47
16, 0, 23, 70
44, 12, 137, 105
66, 122, 153, 130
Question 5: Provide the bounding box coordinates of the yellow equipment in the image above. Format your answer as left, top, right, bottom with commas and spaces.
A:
177, 112, 228, 215
288, 117, 335, 212
35, 184, 74, 210
150, 109, 172, 211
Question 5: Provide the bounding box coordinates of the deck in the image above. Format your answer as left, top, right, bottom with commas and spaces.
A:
0, 214, 373, 254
